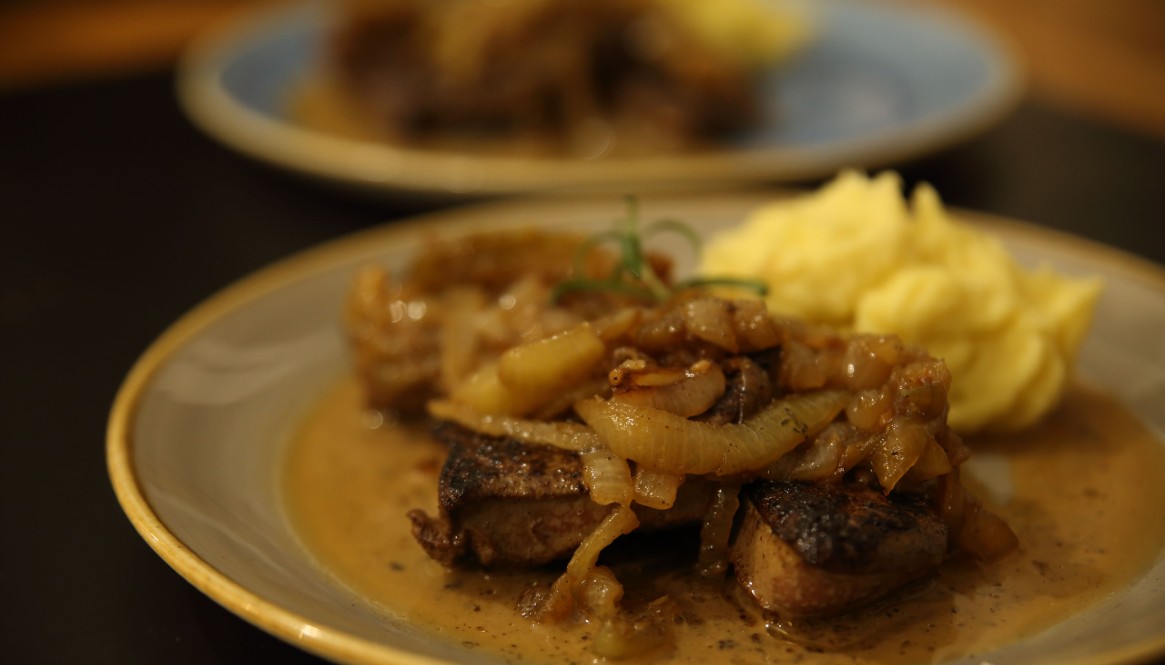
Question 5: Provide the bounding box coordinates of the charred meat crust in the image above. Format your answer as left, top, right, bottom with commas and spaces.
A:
411, 424, 599, 568
729, 480, 948, 618
742, 480, 947, 574
434, 423, 588, 511
410, 424, 712, 568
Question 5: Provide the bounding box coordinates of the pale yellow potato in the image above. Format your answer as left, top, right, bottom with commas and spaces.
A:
656, 0, 815, 68
699, 171, 1103, 434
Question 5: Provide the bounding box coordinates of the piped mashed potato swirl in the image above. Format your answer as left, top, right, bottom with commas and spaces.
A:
699, 171, 1102, 434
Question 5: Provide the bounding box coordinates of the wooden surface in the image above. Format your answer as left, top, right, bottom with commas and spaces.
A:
1, 0, 1164, 139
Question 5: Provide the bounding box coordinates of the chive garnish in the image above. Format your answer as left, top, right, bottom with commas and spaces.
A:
550, 197, 769, 304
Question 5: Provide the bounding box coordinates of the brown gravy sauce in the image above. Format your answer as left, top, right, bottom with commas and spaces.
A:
284, 379, 1165, 664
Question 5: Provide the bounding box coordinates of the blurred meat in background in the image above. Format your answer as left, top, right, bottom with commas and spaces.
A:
1, 0, 1162, 141
301, 0, 811, 157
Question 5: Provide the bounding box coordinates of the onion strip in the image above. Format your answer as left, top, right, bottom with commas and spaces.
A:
697, 484, 741, 577
438, 287, 485, 392
610, 362, 727, 417
632, 468, 684, 509
870, 421, 931, 491
497, 322, 606, 392
535, 505, 640, 623
427, 399, 604, 451
575, 390, 849, 476
581, 448, 634, 506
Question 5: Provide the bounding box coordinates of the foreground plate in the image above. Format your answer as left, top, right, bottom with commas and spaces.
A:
108, 192, 1165, 665
177, 0, 1021, 199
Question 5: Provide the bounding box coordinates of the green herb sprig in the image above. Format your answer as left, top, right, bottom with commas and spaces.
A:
550, 197, 769, 304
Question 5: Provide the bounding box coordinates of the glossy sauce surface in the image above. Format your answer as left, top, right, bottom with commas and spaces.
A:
284, 379, 1165, 664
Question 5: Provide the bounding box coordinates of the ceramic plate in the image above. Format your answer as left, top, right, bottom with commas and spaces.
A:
176, 0, 1021, 199
108, 192, 1165, 664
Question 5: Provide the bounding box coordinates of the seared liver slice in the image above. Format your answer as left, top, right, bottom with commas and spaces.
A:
731, 480, 947, 617
410, 424, 710, 568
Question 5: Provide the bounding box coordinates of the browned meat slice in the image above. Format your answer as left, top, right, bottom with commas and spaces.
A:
345, 229, 665, 414
730, 480, 947, 618
410, 424, 711, 568
694, 354, 777, 425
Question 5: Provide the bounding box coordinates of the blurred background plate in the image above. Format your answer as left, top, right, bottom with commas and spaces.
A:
177, 0, 1022, 199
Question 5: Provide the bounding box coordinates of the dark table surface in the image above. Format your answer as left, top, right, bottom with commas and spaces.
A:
3, 66, 1164, 664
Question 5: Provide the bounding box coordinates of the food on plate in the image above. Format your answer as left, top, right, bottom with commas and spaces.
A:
301, 0, 811, 155
285, 193, 1165, 664
288, 371, 1165, 663
731, 479, 949, 618
699, 171, 1103, 433
341, 203, 1016, 657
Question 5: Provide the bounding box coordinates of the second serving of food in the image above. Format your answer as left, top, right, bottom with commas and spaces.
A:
296, 0, 812, 156
286, 172, 1165, 663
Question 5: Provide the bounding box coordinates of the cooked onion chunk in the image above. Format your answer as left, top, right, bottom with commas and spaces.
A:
609, 360, 727, 417
575, 390, 849, 476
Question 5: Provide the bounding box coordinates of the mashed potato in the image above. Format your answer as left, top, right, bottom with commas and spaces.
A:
699, 171, 1102, 434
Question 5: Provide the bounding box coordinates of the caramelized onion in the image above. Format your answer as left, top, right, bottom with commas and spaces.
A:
591, 306, 642, 344
839, 432, 881, 472
697, 484, 741, 576
610, 362, 727, 417
438, 287, 486, 392
846, 388, 893, 430
529, 377, 613, 421
870, 421, 931, 491
535, 506, 640, 623
901, 438, 953, 485
682, 298, 738, 352
609, 362, 680, 389
449, 322, 608, 417
567, 505, 638, 580
578, 565, 624, 620
842, 334, 903, 390
497, 322, 606, 393
581, 448, 634, 506
449, 361, 545, 416
632, 468, 684, 509
575, 390, 848, 476
427, 399, 603, 451
779, 339, 842, 390
729, 298, 783, 351
766, 435, 845, 482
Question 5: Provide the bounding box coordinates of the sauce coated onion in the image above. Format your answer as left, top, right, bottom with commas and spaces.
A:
576, 390, 849, 476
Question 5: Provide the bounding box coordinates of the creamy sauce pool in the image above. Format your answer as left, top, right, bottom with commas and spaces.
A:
284, 379, 1165, 664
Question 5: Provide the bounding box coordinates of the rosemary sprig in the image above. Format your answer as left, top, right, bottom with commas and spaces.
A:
550, 197, 769, 304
